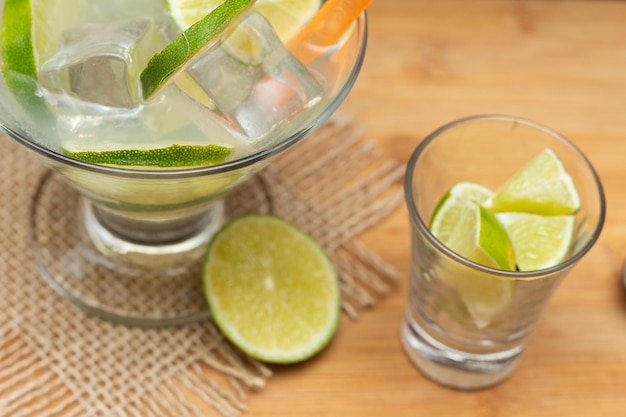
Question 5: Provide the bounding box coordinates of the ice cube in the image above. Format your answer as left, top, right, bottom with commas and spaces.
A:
43, 89, 151, 149
42, 80, 247, 157
38, 17, 168, 108
182, 12, 325, 142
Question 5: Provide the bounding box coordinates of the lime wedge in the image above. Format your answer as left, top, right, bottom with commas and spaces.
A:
140, 0, 254, 100
167, 0, 321, 42
202, 214, 340, 364
425, 149, 582, 328
496, 212, 575, 271
445, 202, 516, 271
447, 181, 493, 204
436, 202, 515, 328
438, 262, 514, 330
486, 148, 581, 215
63, 144, 232, 167
430, 182, 493, 244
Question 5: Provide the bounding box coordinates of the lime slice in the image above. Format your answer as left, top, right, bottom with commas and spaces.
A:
140, 0, 254, 100
496, 212, 575, 271
1, 0, 61, 78
203, 214, 340, 364
167, 0, 321, 42
487, 148, 581, 215
63, 143, 232, 167
430, 181, 493, 243
1, 0, 62, 117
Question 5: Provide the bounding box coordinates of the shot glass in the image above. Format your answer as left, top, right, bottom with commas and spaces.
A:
400, 115, 605, 390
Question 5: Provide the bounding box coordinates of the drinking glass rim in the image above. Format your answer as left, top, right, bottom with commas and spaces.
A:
0, 13, 368, 180
404, 114, 606, 279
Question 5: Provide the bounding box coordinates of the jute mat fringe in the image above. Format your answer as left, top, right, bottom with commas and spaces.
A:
0, 117, 404, 416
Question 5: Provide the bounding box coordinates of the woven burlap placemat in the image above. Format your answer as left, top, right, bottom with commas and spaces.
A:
0, 117, 404, 417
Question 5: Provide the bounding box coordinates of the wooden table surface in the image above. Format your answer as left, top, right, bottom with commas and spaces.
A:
250, 1, 626, 415
12, 1, 626, 416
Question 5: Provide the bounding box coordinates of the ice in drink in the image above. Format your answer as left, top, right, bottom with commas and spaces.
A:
4, 0, 328, 166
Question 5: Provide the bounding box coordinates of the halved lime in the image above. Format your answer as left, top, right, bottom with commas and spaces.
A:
202, 214, 340, 363
496, 212, 575, 271
486, 148, 581, 215
167, 0, 321, 42
430, 182, 493, 244
140, 0, 254, 99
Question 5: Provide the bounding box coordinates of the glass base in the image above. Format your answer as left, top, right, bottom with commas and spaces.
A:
30, 170, 271, 327
400, 317, 523, 390
83, 199, 225, 271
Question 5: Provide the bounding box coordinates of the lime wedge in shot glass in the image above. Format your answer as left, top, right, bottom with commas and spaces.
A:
486, 148, 581, 215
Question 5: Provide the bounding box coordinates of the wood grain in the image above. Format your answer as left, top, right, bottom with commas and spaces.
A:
248, 1, 626, 415
15, 1, 626, 415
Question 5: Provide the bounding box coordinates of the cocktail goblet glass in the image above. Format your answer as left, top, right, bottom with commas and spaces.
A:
0, 7, 367, 327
